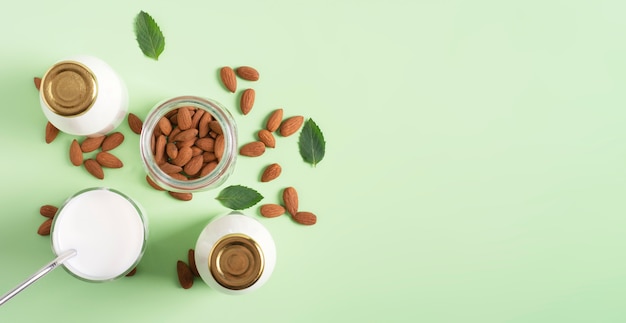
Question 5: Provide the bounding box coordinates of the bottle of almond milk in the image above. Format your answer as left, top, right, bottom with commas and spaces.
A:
39, 55, 128, 137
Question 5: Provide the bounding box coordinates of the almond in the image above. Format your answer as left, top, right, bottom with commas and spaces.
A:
260, 204, 285, 218
293, 211, 317, 225
169, 173, 188, 181
102, 132, 124, 151
283, 186, 298, 216
176, 138, 196, 149
177, 260, 194, 289
198, 112, 212, 138
257, 129, 275, 148
125, 267, 137, 277
166, 142, 179, 159
45, 122, 59, 144
240, 88, 255, 115
158, 116, 172, 135
168, 127, 181, 144
155, 135, 167, 165
279, 116, 304, 137
34, 77, 42, 91
261, 163, 281, 182
80, 135, 106, 153
191, 109, 205, 129
239, 141, 265, 157
84, 159, 104, 179
146, 175, 165, 191
266, 108, 283, 132
39, 205, 58, 218
159, 162, 183, 174
128, 113, 143, 135
96, 152, 123, 168
195, 138, 215, 151
169, 191, 193, 201
236, 66, 260, 81
220, 66, 237, 92
172, 146, 193, 166
214, 135, 225, 161
177, 107, 193, 130
69, 139, 83, 166
188, 249, 200, 277
174, 129, 198, 142
191, 146, 203, 157
183, 155, 204, 176
208, 120, 223, 135
38, 219, 52, 236
202, 152, 217, 163
199, 161, 218, 177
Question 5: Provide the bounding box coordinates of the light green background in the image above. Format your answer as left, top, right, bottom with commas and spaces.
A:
1, 0, 625, 322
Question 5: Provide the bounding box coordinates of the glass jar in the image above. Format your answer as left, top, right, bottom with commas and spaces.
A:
39, 55, 128, 137
140, 96, 237, 192
194, 212, 277, 294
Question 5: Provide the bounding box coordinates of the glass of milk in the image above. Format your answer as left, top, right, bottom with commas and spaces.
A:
51, 187, 148, 281
0, 188, 147, 305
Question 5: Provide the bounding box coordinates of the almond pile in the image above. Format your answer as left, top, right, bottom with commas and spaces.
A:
176, 249, 200, 289
69, 132, 125, 180
259, 187, 317, 225
145, 106, 227, 201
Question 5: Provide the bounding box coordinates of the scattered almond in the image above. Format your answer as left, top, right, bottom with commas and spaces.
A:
220, 66, 237, 92
38, 219, 52, 236
80, 136, 106, 153
240, 88, 255, 115
101, 132, 124, 151
45, 122, 59, 144
69, 139, 83, 166
283, 187, 298, 216
177, 260, 194, 289
125, 267, 137, 277
96, 152, 123, 168
293, 211, 317, 225
279, 116, 304, 137
260, 204, 286, 218
146, 175, 165, 191
39, 205, 58, 218
188, 249, 200, 277
84, 159, 104, 179
169, 191, 193, 201
128, 113, 143, 135
257, 129, 275, 148
236, 66, 260, 81
34, 77, 42, 91
261, 163, 281, 182
240, 141, 266, 157
266, 109, 283, 132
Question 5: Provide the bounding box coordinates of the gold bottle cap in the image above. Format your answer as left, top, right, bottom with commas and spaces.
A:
41, 61, 97, 116
209, 234, 264, 290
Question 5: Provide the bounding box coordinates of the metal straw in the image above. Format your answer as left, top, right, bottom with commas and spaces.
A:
0, 249, 77, 306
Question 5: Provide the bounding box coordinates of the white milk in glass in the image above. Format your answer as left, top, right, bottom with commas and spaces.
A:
51, 188, 147, 281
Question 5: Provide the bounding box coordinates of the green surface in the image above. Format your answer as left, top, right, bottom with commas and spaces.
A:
1, 0, 626, 322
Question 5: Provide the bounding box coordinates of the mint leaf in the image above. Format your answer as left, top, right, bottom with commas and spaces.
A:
134, 11, 165, 60
215, 185, 263, 210
298, 118, 326, 166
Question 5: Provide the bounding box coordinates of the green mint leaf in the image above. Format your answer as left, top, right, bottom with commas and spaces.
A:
298, 118, 326, 166
134, 11, 165, 60
215, 185, 263, 210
